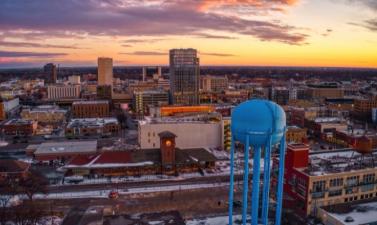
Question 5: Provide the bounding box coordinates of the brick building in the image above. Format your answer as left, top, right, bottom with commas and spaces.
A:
65, 118, 120, 138
64, 131, 217, 177
0, 159, 30, 183
72, 100, 110, 118
1, 119, 38, 136
283, 144, 377, 217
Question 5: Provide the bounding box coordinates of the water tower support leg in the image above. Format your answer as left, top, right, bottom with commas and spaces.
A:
275, 133, 286, 225
242, 137, 250, 225
228, 136, 235, 225
261, 138, 272, 225
251, 146, 261, 225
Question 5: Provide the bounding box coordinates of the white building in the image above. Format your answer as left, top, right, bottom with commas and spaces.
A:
138, 116, 223, 149
68, 75, 81, 84
98, 57, 113, 86
2, 98, 19, 112
47, 84, 81, 100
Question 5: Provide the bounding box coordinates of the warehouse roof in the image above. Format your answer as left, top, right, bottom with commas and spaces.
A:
34, 140, 97, 155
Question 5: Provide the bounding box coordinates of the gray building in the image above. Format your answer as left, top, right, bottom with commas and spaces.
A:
169, 48, 200, 105
43, 63, 57, 84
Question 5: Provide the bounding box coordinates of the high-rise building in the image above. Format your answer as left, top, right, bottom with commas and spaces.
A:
97, 57, 113, 86
43, 63, 57, 84
169, 48, 200, 105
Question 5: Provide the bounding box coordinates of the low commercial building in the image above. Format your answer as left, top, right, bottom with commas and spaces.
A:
68, 75, 81, 84
21, 105, 67, 124
72, 100, 110, 118
269, 87, 290, 106
354, 97, 377, 120
0, 97, 20, 121
64, 131, 217, 177
200, 75, 228, 92
97, 85, 112, 100
1, 119, 38, 136
133, 90, 169, 116
32, 140, 98, 162
305, 117, 348, 137
286, 126, 307, 143
283, 144, 377, 217
138, 114, 223, 149
65, 118, 120, 138
318, 200, 377, 225
0, 159, 30, 182
307, 82, 344, 100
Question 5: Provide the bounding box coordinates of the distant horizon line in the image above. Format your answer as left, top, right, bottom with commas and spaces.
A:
1, 64, 377, 70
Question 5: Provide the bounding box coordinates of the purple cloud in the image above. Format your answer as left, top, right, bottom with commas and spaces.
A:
349, 19, 377, 32
0, 0, 308, 45
0, 41, 81, 49
0, 51, 67, 58
193, 33, 237, 39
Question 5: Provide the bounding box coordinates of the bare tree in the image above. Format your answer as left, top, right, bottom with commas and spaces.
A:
13, 203, 44, 225
18, 170, 48, 201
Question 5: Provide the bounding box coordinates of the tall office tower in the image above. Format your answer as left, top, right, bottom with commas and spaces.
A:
97, 57, 113, 86
43, 63, 57, 84
169, 48, 200, 105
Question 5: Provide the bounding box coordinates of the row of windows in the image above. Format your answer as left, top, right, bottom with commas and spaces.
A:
330, 178, 343, 187
313, 173, 377, 190
344, 192, 377, 203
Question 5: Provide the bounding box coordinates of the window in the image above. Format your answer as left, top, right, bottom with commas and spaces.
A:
345, 187, 357, 194
329, 189, 342, 197
362, 174, 375, 184
312, 180, 326, 199
346, 176, 359, 187
330, 178, 343, 187
313, 180, 326, 192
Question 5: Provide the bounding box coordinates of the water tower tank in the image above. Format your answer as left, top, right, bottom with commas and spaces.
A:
231, 99, 286, 146
355, 136, 373, 154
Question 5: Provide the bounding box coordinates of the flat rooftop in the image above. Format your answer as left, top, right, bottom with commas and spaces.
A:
139, 114, 221, 125
322, 200, 377, 225
34, 140, 97, 155
302, 149, 377, 176
67, 118, 118, 128
314, 117, 345, 123
72, 100, 109, 105
3, 119, 34, 125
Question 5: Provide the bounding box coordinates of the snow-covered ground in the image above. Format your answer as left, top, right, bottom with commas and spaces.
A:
58, 155, 271, 186
33, 182, 230, 199
186, 215, 243, 225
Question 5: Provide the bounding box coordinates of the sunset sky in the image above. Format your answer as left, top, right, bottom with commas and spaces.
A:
0, 0, 376, 68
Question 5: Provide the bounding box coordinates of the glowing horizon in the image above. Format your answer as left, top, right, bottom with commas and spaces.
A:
0, 0, 376, 69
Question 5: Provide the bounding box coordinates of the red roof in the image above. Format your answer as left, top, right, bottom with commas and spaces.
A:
68, 155, 99, 166
94, 151, 132, 164
0, 160, 30, 173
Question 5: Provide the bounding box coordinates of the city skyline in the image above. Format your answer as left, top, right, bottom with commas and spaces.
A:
0, 0, 377, 68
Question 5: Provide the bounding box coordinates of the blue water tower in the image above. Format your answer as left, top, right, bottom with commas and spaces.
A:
228, 99, 287, 225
